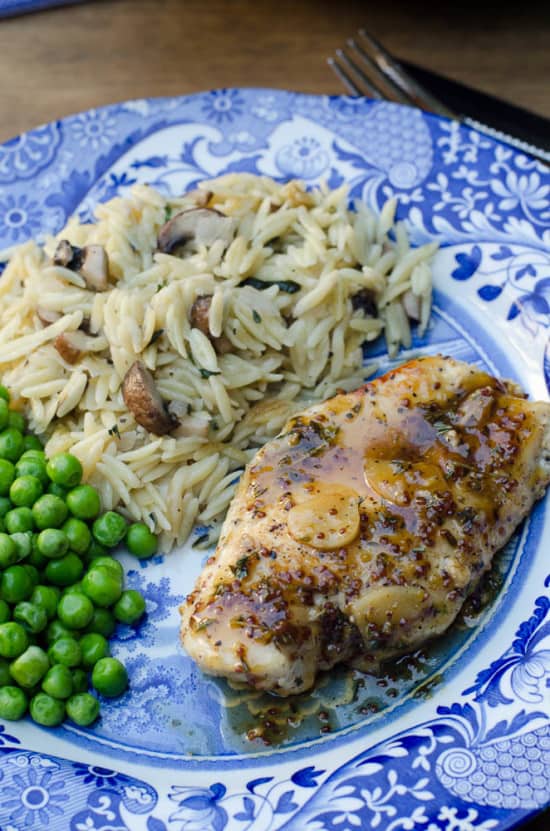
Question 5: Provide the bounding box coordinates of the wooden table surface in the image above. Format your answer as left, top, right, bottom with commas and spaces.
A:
0, 1, 548, 828
0, 0, 549, 142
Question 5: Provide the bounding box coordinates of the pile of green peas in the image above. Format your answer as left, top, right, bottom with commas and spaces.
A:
0, 385, 158, 728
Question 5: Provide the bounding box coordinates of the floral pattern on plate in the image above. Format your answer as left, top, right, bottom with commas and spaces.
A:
0, 90, 548, 830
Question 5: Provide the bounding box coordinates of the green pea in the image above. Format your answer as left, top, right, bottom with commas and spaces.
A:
47, 482, 69, 499
0, 656, 11, 685
85, 540, 107, 561
0, 385, 9, 403
92, 512, 127, 548
0, 398, 8, 431
1, 564, 34, 603
57, 592, 94, 629
126, 522, 158, 559
44, 552, 84, 587
0, 598, 10, 624
32, 494, 68, 529
7, 411, 26, 433
41, 664, 73, 699
27, 534, 49, 570
0, 686, 27, 720
61, 517, 91, 555
0, 622, 29, 658
20, 449, 46, 462
0, 496, 12, 517
91, 656, 128, 698
5, 506, 35, 533
0, 532, 17, 568
30, 584, 60, 620
83, 607, 116, 638
0, 458, 15, 495
29, 692, 65, 726
15, 456, 49, 487
10, 475, 43, 507
88, 555, 123, 579
45, 620, 75, 644
37, 528, 69, 559
113, 590, 146, 625
66, 484, 101, 521
0, 428, 24, 463
13, 601, 48, 634
47, 636, 82, 667
22, 434, 43, 453
81, 566, 122, 608
22, 564, 39, 588
10, 531, 33, 561
46, 453, 83, 488
71, 668, 89, 693
62, 581, 84, 596
10, 645, 49, 687
80, 633, 109, 668
0, 658, 13, 687
66, 691, 99, 726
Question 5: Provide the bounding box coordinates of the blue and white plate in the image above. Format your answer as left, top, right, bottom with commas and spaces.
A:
0, 89, 549, 831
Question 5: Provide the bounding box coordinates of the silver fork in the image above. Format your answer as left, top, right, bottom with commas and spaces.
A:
328, 29, 550, 164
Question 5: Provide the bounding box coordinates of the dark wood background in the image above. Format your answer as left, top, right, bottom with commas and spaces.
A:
0, 2, 548, 827
0, 0, 549, 141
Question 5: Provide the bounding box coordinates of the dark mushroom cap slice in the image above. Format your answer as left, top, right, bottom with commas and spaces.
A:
122, 361, 178, 436
52, 240, 109, 292
351, 288, 377, 318
53, 333, 82, 365
53, 239, 80, 269
189, 295, 232, 355
157, 208, 236, 255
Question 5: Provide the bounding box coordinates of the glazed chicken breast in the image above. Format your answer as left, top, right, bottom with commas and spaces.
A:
180, 356, 550, 696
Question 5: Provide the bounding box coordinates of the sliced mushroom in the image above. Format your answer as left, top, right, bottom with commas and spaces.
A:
157, 208, 235, 255
122, 361, 178, 436
51, 240, 109, 292
168, 401, 210, 438
54, 333, 82, 365
53, 239, 80, 269
79, 245, 109, 291
351, 288, 377, 318
189, 295, 232, 355
79, 316, 92, 334
37, 307, 62, 327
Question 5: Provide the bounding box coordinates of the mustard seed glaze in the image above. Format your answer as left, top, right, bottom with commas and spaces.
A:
181, 356, 550, 696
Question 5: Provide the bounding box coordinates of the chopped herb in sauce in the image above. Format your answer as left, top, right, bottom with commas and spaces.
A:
252, 310, 262, 324
199, 368, 221, 379
231, 555, 252, 580
433, 420, 453, 435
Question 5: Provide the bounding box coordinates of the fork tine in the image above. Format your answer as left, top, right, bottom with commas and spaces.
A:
358, 28, 457, 118
333, 49, 384, 99
327, 57, 361, 96
347, 38, 411, 106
